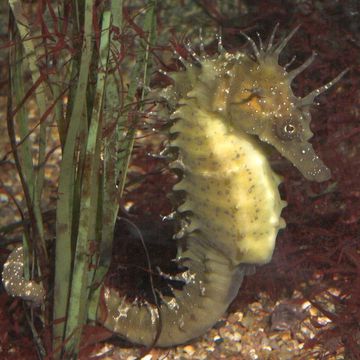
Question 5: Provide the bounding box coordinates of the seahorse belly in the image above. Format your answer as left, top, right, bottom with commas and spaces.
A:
171, 100, 285, 265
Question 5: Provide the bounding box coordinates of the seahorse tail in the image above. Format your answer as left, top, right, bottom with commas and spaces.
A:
2, 246, 45, 304
98, 236, 245, 347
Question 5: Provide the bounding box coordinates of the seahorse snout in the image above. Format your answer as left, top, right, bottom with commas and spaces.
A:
266, 136, 331, 182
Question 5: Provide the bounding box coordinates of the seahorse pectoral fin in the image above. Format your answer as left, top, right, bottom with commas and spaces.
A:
260, 132, 331, 182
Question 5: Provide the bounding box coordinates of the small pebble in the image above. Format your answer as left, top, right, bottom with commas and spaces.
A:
249, 348, 259, 359
229, 332, 241, 342
141, 355, 152, 360
228, 311, 243, 324
213, 335, 224, 344
317, 316, 331, 326
249, 302, 263, 312
183, 345, 195, 356
206, 346, 215, 353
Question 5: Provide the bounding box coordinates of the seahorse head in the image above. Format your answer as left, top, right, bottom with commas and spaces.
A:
221, 26, 346, 182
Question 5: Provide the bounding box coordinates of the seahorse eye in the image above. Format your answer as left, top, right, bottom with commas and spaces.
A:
276, 119, 300, 141
284, 123, 295, 134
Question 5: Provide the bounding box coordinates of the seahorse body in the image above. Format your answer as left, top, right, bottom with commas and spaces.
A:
98, 29, 344, 346
2, 27, 346, 348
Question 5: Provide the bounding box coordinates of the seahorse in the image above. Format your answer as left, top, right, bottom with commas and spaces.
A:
2, 26, 346, 347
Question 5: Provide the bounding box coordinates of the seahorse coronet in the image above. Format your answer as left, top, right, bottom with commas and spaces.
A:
1, 27, 346, 348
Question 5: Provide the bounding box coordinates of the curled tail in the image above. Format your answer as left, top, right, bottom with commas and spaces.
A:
99, 237, 245, 347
